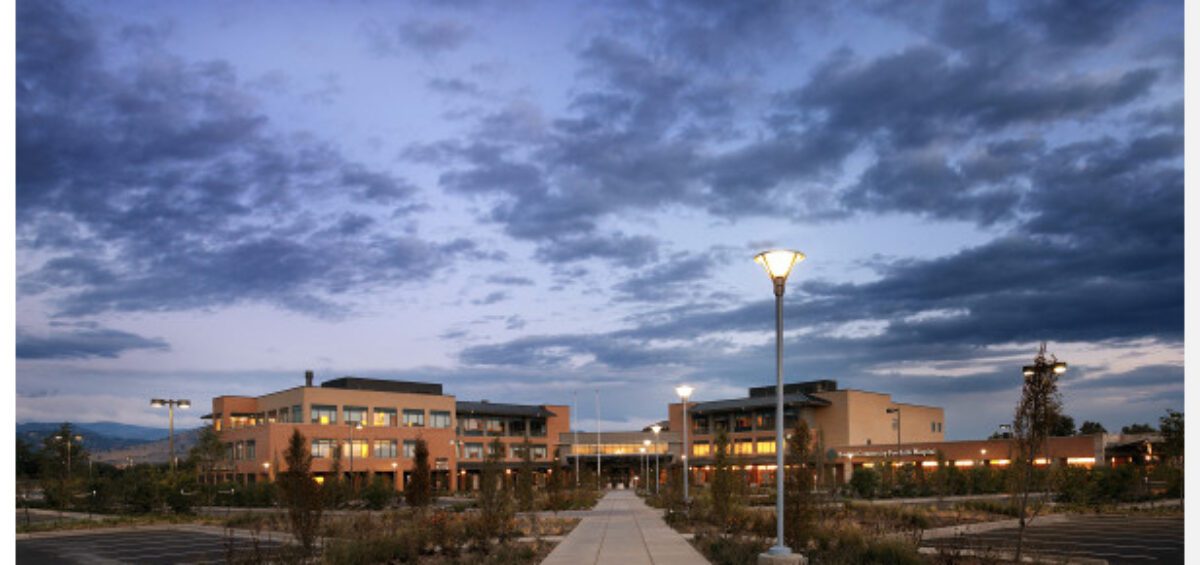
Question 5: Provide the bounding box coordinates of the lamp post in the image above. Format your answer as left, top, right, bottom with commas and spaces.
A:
643, 439, 652, 493
651, 424, 662, 494
639, 446, 647, 492
54, 434, 83, 480
262, 461, 271, 482
675, 384, 694, 503
573, 391, 580, 487
754, 248, 805, 560
150, 398, 190, 471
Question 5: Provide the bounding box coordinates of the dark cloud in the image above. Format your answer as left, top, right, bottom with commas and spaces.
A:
17, 0, 483, 318
364, 18, 472, 57
485, 274, 534, 286
17, 326, 169, 359
471, 291, 510, 306
427, 77, 483, 97
1063, 364, 1183, 391
613, 254, 716, 302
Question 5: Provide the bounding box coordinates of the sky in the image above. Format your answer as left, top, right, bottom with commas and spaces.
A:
15, 0, 1184, 439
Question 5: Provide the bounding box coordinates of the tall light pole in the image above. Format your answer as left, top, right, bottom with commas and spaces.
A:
151, 398, 190, 471
675, 385, 694, 504
54, 434, 83, 480
754, 248, 805, 560
639, 446, 647, 491
642, 439, 651, 493
651, 424, 662, 494
349, 422, 363, 489
574, 391, 580, 487
595, 389, 601, 489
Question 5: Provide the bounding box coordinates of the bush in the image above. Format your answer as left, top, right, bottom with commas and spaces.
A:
848, 468, 880, 499
363, 476, 395, 510
693, 532, 770, 565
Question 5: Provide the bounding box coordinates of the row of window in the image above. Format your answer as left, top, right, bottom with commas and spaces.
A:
458, 442, 549, 460
458, 416, 548, 437
302, 440, 550, 460
692, 438, 778, 457
691, 410, 800, 435
225, 441, 256, 460
213, 407, 454, 429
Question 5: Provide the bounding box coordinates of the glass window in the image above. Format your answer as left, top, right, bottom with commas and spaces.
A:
311, 439, 336, 458
292, 405, 302, 423
373, 408, 397, 427
214, 414, 223, 432
266, 410, 277, 423
531, 445, 548, 459
528, 418, 547, 437
756, 438, 776, 455
460, 417, 483, 435
692, 415, 709, 435
246, 440, 257, 460
343, 406, 367, 426
430, 411, 451, 429
507, 418, 526, 436
510, 444, 526, 459
755, 411, 773, 431
734, 439, 753, 455
486, 418, 505, 435
464, 443, 484, 459
783, 407, 799, 428
735, 414, 753, 432
403, 409, 425, 427
692, 442, 711, 457
712, 416, 729, 433
374, 440, 397, 458
931, 422, 936, 433
486, 441, 502, 458
403, 440, 417, 459
342, 440, 369, 459
223, 442, 233, 460
311, 405, 337, 425
234, 441, 245, 460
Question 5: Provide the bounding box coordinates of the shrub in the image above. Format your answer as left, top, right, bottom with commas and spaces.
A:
848, 468, 880, 499
405, 438, 433, 508
363, 476, 395, 510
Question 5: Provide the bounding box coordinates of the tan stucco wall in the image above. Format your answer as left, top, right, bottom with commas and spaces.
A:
811, 389, 944, 447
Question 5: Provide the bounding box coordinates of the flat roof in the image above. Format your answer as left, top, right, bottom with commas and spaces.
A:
691, 393, 830, 415
456, 401, 557, 418
320, 377, 443, 396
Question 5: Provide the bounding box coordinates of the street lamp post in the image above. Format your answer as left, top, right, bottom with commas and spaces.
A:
639, 446, 647, 492
151, 398, 190, 471
642, 439, 652, 493
754, 248, 805, 560
651, 424, 662, 494
54, 434, 83, 480
675, 385, 694, 504
349, 423, 363, 489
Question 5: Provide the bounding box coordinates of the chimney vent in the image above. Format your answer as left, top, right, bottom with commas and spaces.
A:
305, 370, 314, 387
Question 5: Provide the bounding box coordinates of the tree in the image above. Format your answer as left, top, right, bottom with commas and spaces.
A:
405, 438, 433, 508
277, 429, 323, 554
40, 424, 87, 509
1079, 421, 1107, 435
1159, 409, 1183, 498
1051, 414, 1076, 437
187, 425, 227, 481
784, 419, 815, 549
1011, 343, 1064, 562
1122, 423, 1156, 434
16, 438, 39, 478
514, 440, 536, 512
476, 437, 513, 544
709, 429, 737, 527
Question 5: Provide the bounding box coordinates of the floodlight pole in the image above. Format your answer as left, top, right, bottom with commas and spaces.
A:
151, 398, 190, 472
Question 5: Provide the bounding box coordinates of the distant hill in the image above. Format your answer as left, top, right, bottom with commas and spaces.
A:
16, 422, 202, 460
91, 428, 203, 465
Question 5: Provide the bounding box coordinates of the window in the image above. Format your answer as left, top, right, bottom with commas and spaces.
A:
734, 415, 753, 432
373, 408, 397, 427
507, 418, 526, 436
266, 410, 277, 423
531, 445, 548, 459
223, 442, 233, 460
756, 438, 776, 455
460, 417, 483, 436
292, 405, 302, 423
528, 418, 547, 437
343, 406, 367, 426
403, 440, 417, 459
712, 416, 728, 433
755, 411, 774, 431
234, 441, 245, 460
693, 442, 711, 457
311, 439, 336, 458
374, 440, 398, 458
342, 440, 369, 459
311, 405, 337, 425
692, 416, 710, 435
430, 411, 451, 429
464, 443, 484, 459
783, 407, 799, 428
734, 439, 753, 455
246, 440, 257, 460
214, 414, 223, 431
931, 422, 936, 433
402, 409, 425, 427
486, 441, 502, 458
486, 418, 505, 435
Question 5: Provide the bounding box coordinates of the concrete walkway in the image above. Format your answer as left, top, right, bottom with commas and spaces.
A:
541, 490, 708, 565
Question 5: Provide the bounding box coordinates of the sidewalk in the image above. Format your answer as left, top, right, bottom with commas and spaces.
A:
541, 490, 708, 565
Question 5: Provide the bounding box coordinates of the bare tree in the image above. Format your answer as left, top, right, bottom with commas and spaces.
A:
1012, 343, 1065, 562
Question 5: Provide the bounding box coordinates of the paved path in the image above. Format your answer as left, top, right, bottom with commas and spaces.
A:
541, 490, 708, 565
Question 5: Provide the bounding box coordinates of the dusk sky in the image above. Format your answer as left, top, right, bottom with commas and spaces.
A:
16, 0, 1183, 439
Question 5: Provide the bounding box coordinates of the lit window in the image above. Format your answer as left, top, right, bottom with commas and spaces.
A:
734, 439, 754, 455
464, 443, 484, 459
342, 440, 369, 459
756, 439, 776, 455
693, 442, 711, 457
311, 439, 336, 458
343, 406, 367, 426
373, 408, 397, 427
311, 405, 337, 425
403, 440, 417, 459
403, 409, 425, 427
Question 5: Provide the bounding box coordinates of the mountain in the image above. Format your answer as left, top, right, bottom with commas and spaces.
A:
16, 422, 200, 456
91, 428, 203, 465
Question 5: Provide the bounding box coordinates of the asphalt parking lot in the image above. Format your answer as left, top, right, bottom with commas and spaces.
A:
17, 527, 291, 564
922, 514, 1184, 564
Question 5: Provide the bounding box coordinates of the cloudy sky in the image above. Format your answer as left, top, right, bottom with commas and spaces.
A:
16, 0, 1183, 439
